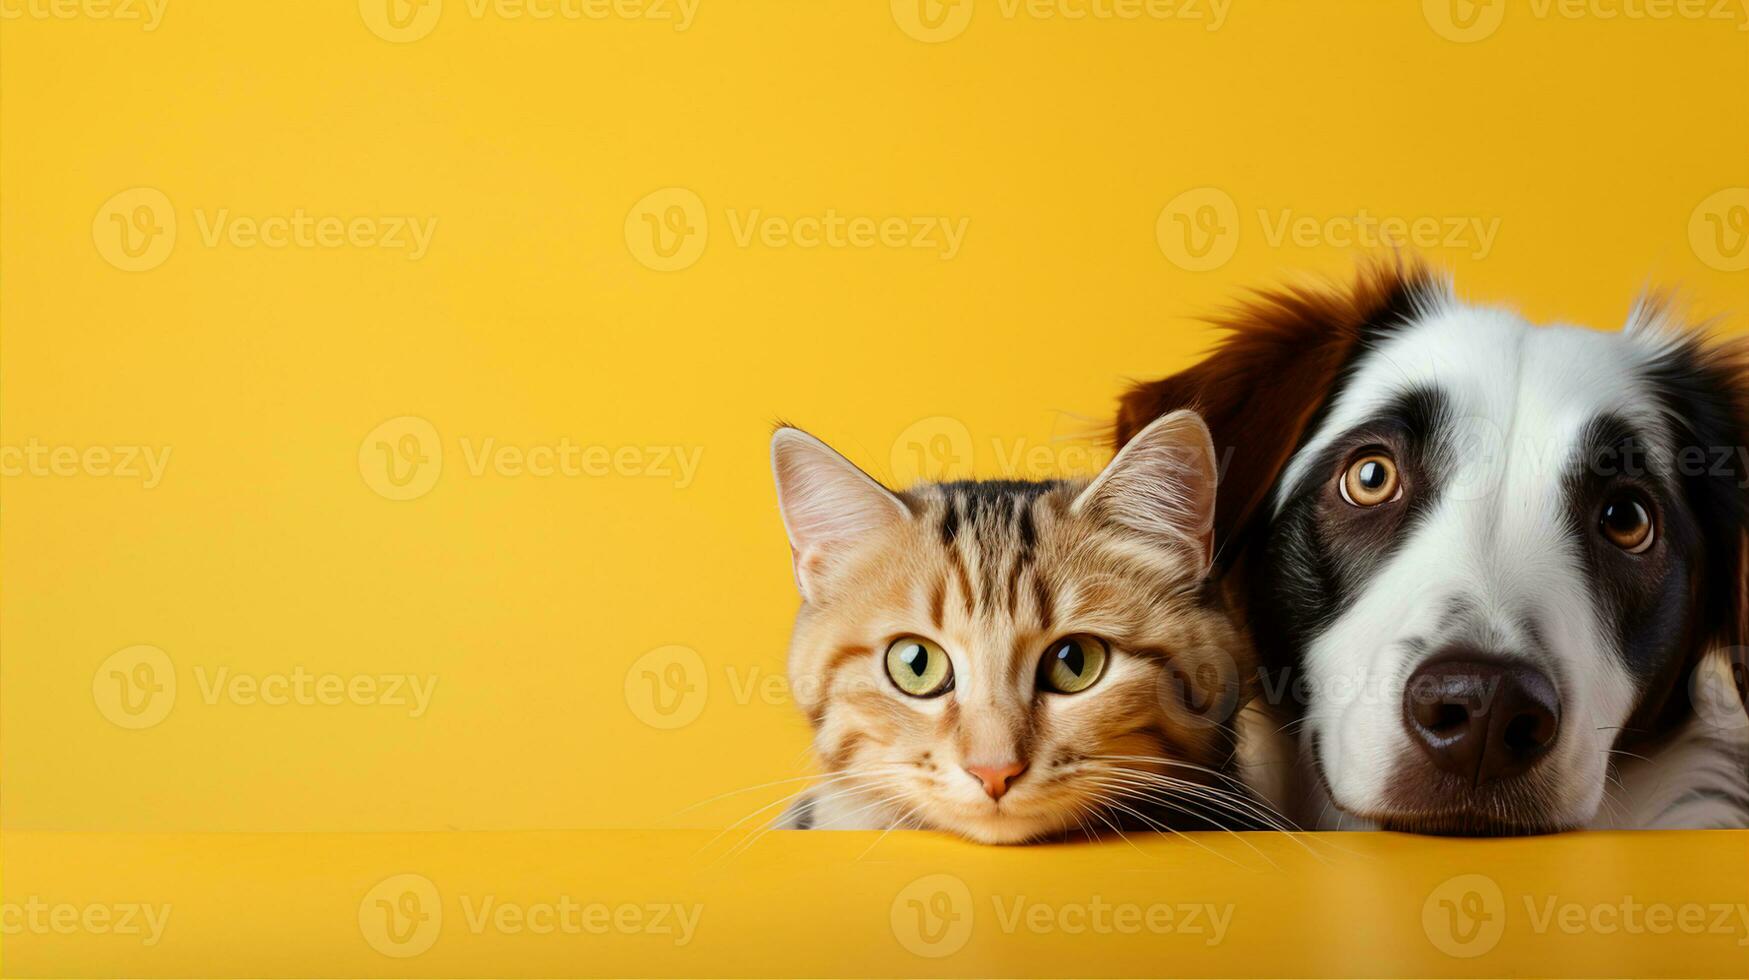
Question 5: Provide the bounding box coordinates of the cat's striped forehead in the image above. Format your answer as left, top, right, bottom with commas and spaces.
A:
912, 480, 1070, 552
901, 479, 1078, 629
893, 476, 1209, 642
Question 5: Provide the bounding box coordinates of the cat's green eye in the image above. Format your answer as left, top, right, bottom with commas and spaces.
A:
1039, 635, 1109, 694
885, 636, 953, 698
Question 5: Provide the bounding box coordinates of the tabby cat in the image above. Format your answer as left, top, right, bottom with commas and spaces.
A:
768, 410, 1259, 843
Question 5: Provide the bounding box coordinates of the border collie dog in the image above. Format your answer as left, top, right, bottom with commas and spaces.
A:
1117, 261, 1749, 834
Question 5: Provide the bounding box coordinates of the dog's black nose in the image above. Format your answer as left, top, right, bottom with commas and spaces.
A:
1403, 654, 1560, 786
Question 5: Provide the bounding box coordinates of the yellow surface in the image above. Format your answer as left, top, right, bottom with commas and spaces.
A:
2, 1, 1747, 976
2, 829, 1748, 976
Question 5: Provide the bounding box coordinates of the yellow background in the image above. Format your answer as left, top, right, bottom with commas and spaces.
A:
4, 1, 1748, 975
3, 0, 1746, 836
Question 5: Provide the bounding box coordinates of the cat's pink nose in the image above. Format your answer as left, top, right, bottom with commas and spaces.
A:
964, 761, 1027, 800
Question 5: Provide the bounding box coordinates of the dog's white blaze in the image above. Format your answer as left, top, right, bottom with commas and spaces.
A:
1282, 303, 1666, 826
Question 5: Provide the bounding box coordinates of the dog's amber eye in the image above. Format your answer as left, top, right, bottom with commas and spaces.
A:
1340, 453, 1400, 507
1600, 493, 1655, 554
1039, 635, 1109, 694
886, 636, 953, 697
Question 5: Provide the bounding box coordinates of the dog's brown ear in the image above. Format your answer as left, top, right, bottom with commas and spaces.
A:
1116, 258, 1442, 563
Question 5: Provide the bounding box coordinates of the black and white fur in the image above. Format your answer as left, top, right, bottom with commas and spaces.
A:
1119, 262, 1749, 834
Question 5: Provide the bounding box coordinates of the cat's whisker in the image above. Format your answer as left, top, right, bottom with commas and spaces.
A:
1078, 775, 1272, 868
713, 775, 914, 864
786, 773, 914, 828
1090, 755, 1310, 836
1597, 783, 1626, 825
1079, 788, 1247, 868
698, 784, 823, 857
1088, 793, 1178, 838
1025, 797, 1076, 844
1078, 795, 1150, 858
827, 783, 920, 826
1090, 766, 1271, 821
1096, 766, 1335, 861
1091, 764, 1342, 864
1086, 754, 1259, 796
855, 802, 928, 861
1091, 765, 1273, 821
1081, 772, 1251, 832
699, 768, 911, 856
1074, 783, 1189, 837
1074, 813, 1097, 844
1099, 766, 1302, 835
1263, 714, 1314, 739
675, 768, 866, 817
701, 770, 876, 838
781, 782, 917, 856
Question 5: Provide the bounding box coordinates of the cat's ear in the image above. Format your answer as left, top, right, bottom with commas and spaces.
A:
771, 426, 910, 602
1073, 409, 1219, 576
